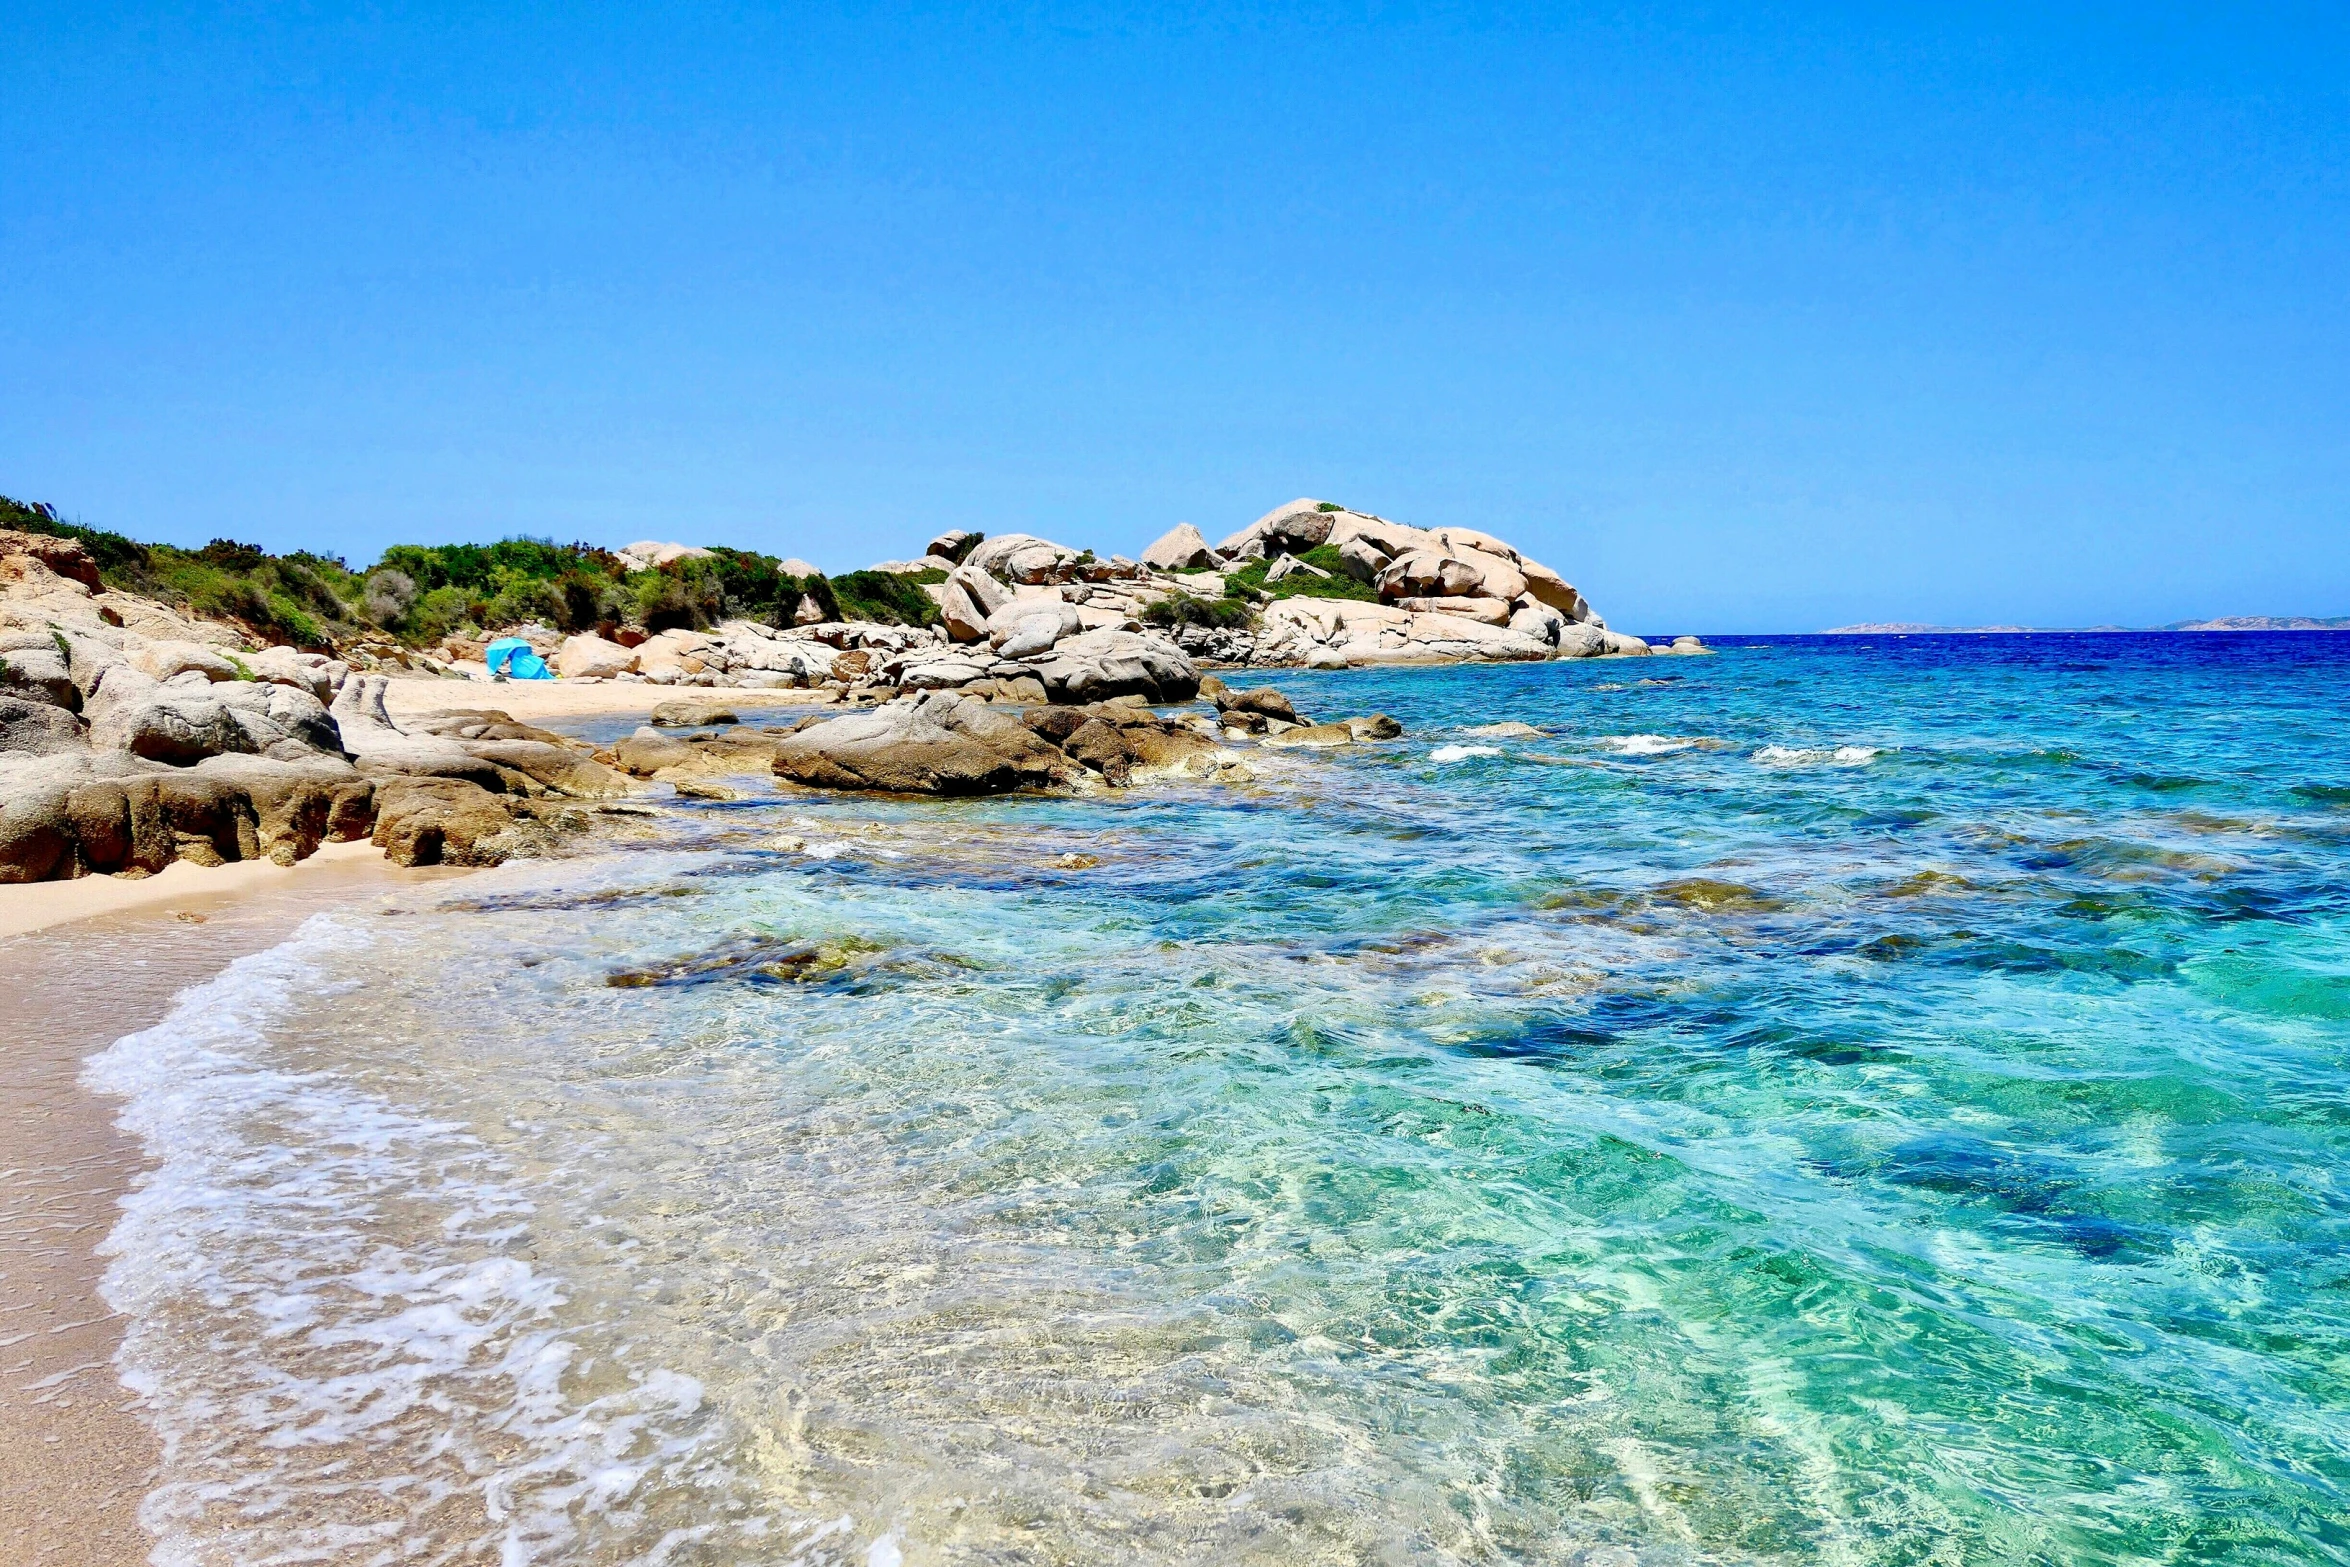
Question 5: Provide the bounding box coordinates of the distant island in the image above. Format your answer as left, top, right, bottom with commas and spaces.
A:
1823, 616, 2350, 634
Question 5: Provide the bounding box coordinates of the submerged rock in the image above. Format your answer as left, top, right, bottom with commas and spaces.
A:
650, 699, 740, 727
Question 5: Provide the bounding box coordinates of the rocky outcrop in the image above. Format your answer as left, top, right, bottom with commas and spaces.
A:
83, 663, 345, 764
559, 631, 639, 678
964, 534, 1083, 584
1026, 628, 1199, 704
1167, 497, 1692, 665
0, 696, 86, 756
939, 565, 1015, 642
369, 776, 564, 867
1141, 523, 1215, 572
769, 690, 1244, 797
928, 530, 983, 565
0, 749, 376, 881
771, 692, 1075, 795
616, 540, 715, 571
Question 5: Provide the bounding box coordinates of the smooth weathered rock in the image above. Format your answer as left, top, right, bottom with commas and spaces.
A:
1140, 523, 1215, 572
461, 739, 633, 798
1220, 499, 1342, 559
1335, 536, 1391, 584
1510, 603, 1568, 647
1058, 718, 1141, 785
1213, 684, 1301, 724
940, 564, 1015, 642
129, 640, 243, 683
615, 726, 783, 780
964, 534, 1079, 584
635, 628, 720, 682
1261, 722, 1356, 748
651, 699, 739, 727
0, 764, 76, 881
558, 632, 640, 679
617, 540, 716, 571
86, 665, 252, 764
0, 640, 79, 710
1516, 558, 1589, 621
331, 674, 514, 786
1599, 629, 1655, 656
1451, 548, 1528, 603
1345, 714, 1403, 740
1554, 622, 1610, 658
898, 655, 999, 690
772, 691, 1073, 795
244, 645, 340, 701
1025, 702, 1221, 777
371, 776, 531, 867
615, 727, 695, 775
191, 753, 375, 866
57, 630, 126, 702
988, 601, 1083, 661
1377, 551, 1484, 601
0, 696, 87, 755
1396, 595, 1511, 624
1026, 627, 1199, 705
928, 530, 984, 565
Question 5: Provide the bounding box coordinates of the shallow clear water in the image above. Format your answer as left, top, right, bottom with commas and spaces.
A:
89, 635, 2350, 1565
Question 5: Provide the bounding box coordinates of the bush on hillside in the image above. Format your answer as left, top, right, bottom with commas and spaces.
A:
1225, 544, 1378, 604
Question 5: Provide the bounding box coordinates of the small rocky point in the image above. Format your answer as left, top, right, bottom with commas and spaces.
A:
2, 500, 1702, 879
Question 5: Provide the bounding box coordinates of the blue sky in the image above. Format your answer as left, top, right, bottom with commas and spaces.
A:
3, 3, 2344, 630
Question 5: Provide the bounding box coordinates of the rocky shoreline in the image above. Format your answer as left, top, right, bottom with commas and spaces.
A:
2, 499, 1700, 888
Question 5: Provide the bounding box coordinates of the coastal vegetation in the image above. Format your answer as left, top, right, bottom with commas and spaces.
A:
0, 495, 940, 649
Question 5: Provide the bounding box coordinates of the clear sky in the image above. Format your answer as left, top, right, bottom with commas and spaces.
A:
4, 3, 2344, 631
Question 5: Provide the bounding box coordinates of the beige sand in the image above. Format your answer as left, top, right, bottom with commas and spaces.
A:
0, 837, 391, 942
0, 848, 460, 1564
380, 673, 837, 725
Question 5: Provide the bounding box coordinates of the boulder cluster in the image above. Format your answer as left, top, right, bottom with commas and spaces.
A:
1157, 499, 1702, 666
1, 493, 1701, 885
534, 499, 1699, 702
0, 529, 633, 882
599, 680, 1396, 799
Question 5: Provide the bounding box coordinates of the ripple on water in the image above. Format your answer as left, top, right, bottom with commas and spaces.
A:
85, 637, 2350, 1566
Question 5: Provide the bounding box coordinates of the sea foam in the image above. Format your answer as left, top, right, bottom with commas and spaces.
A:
83, 916, 783, 1566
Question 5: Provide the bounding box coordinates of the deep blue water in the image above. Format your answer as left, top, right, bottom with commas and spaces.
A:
91, 633, 2350, 1564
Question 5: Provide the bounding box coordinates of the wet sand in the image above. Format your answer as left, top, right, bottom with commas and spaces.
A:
0, 850, 462, 1564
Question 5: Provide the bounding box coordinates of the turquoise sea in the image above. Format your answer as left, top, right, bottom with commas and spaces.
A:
88, 635, 2350, 1565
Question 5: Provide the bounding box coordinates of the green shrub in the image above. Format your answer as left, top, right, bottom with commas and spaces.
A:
1143, 594, 1256, 631
828, 570, 941, 627
406, 585, 473, 643
1225, 545, 1377, 604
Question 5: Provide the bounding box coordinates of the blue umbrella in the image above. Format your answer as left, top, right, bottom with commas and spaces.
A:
484, 637, 553, 679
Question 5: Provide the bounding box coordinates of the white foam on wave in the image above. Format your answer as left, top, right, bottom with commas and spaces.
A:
1751, 744, 1883, 769
1429, 744, 1503, 764
1596, 734, 1702, 756
83, 916, 777, 1566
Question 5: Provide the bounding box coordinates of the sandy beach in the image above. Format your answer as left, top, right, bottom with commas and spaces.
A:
0, 688, 713, 1561
0, 846, 463, 1564
379, 673, 840, 726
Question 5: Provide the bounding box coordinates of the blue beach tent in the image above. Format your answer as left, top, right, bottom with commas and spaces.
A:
484, 637, 553, 680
